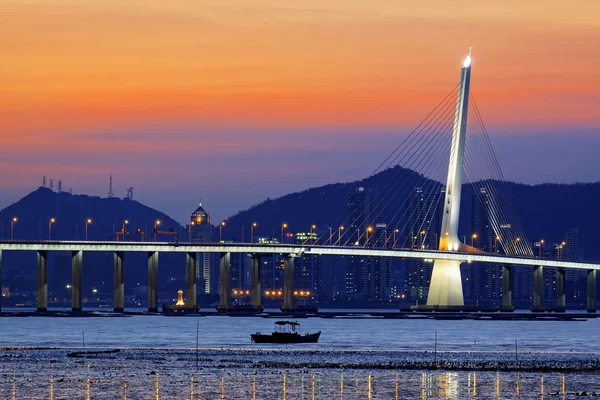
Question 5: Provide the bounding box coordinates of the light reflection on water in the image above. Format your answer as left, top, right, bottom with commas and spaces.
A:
2, 366, 587, 399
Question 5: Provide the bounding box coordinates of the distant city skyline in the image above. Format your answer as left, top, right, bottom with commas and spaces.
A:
1, 1, 599, 223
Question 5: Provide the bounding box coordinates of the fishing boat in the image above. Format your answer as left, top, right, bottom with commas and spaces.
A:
251, 321, 321, 344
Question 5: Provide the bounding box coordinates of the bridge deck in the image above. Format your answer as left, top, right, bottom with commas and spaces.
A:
0, 240, 598, 271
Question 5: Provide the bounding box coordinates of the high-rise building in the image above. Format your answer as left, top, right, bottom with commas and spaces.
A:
563, 228, 584, 303
403, 187, 444, 301
190, 204, 214, 295
294, 232, 322, 300
470, 188, 500, 303
345, 187, 389, 301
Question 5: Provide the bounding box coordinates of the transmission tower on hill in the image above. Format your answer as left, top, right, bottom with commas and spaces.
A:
108, 175, 114, 198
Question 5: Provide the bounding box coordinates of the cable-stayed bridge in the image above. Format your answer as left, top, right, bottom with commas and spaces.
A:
1, 49, 597, 314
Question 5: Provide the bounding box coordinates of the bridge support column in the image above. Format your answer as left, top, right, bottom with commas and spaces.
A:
186, 252, 197, 307
71, 250, 83, 312
556, 268, 566, 311
36, 250, 48, 312
219, 252, 231, 309
426, 259, 464, 307
532, 266, 543, 312
114, 251, 124, 312
282, 255, 295, 311
148, 252, 158, 312
250, 255, 262, 308
587, 269, 596, 313
0, 250, 2, 312
501, 265, 513, 311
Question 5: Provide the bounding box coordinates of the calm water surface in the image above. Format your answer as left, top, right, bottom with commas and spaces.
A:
1, 312, 599, 351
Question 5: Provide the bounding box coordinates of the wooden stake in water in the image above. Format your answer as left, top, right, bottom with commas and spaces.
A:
195, 319, 199, 368
515, 339, 519, 366
83, 332, 85, 347
434, 332, 438, 365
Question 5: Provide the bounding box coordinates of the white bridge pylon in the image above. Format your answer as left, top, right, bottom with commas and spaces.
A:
427, 49, 474, 307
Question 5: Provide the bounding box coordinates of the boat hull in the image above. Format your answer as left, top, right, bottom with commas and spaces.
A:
251, 331, 321, 344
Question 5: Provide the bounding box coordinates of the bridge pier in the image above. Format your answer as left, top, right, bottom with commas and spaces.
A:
186, 252, 197, 307
250, 255, 262, 308
587, 270, 596, 313
555, 268, 566, 311
114, 251, 124, 312
532, 266, 543, 312
36, 250, 48, 312
501, 265, 513, 311
219, 252, 231, 309
71, 250, 83, 312
148, 251, 158, 312
0, 250, 2, 312
282, 255, 295, 311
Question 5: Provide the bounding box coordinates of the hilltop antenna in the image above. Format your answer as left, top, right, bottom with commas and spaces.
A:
108, 175, 114, 198
49, 178, 54, 191
42, 176, 47, 188
58, 180, 63, 192
127, 187, 134, 200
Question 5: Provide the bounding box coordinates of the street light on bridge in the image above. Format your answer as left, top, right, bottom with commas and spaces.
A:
281, 223, 288, 244
153, 220, 161, 241
251, 222, 257, 243
393, 228, 399, 248
188, 221, 195, 241
310, 224, 316, 244
220, 221, 226, 242
48, 218, 56, 240
85, 219, 92, 240
10, 217, 17, 240
366, 226, 373, 247
338, 226, 344, 245
471, 233, 477, 247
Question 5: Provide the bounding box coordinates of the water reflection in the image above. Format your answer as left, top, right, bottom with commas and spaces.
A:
86, 363, 91, 400
49, 364, 54, 400
4, 363, 599, 399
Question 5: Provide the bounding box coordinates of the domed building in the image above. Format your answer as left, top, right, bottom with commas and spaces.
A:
190, 203, 214, 295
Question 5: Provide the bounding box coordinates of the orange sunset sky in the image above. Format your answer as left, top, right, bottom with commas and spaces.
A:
1, 0, 599, 221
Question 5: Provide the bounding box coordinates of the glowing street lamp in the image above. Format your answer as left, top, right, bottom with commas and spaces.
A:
251, 222, 257, 243
188, 221, 195, 241
471, 233, 477, 247
310, 224, 316, 244
153, 220, 161, 241
366, 226, 373, 246
48, 218, 56, 240
92, 288, 98, 302
122, 220, 129, 232
10, 217, 17, 240
538, 239, 545, 257
338, 226, 344, 245
281, 223, 288, 243
220, 221, 226, 242
393, 228, 399, 248
85, 219, 92, 241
